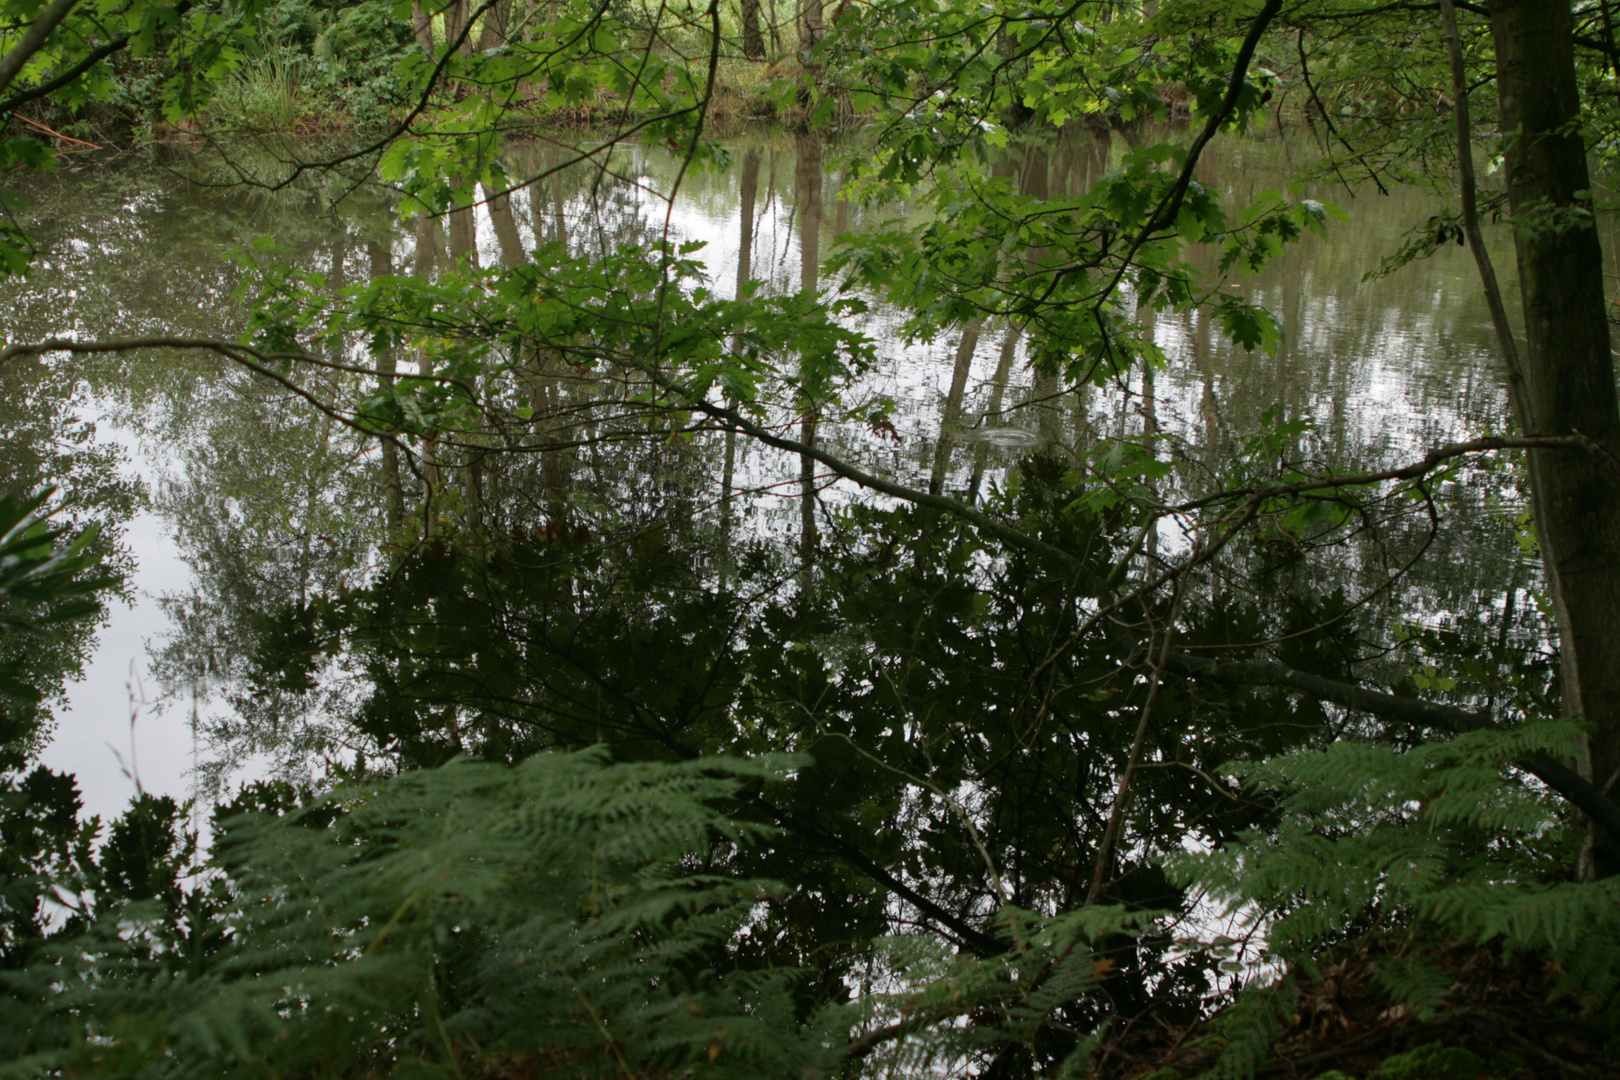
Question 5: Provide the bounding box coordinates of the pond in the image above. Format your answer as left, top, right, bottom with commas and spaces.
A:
1, 123, 1548, 823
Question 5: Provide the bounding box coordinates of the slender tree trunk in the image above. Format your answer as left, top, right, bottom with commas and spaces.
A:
411, 1, 437, 56
795, 0, 821, 113
368, 240, 406, 528
412, 211, 441, 520
967, 323, 1021, 505
413, 210, 439, 279
796, 133, 823, 586
797, 0, 821, 52
930, 319, 982, 496
488, 190, 525, 267
741, 0, 765, 59
1017, 143, 1061, 443
1490, 0, 1620, 876
737, 149, 759, 293
448, 196, 479, 268
551, 173, 570, 251
478, 0, 511, 50
528, 169, 550, 245
719, 149, 760, 587
445, 0, 473, 54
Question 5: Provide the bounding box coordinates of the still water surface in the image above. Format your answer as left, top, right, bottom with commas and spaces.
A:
1, 125, 1543, 822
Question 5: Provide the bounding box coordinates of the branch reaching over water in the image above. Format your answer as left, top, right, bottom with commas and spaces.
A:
13, 334, 1618, 873
668, 385, 1620, 837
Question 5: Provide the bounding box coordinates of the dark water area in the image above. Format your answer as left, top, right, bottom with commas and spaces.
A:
0, 124, 1560, 819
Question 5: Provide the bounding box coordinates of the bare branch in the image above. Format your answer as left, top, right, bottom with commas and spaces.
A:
0, 0, 81, 99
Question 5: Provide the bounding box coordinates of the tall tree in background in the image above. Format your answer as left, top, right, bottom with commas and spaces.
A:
478, 0, 511, 50
741, 0, 766, 58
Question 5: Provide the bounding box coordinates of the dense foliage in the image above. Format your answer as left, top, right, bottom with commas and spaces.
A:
4, 0, 1620, 1076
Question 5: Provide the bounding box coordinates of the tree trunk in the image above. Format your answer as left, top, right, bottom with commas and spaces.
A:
448, 195, 479, 268
930, 319, 982, 497
411, 1, 437, 56
736, 148, 759, 295
741, 0, 765, 59
1490, 0, 1620, 876
488, 190, 525, 267
719, 149, 759, 586
797, 0, 821, 53
445, 0, 473, 54
478, 0, 511, 51
796, 133, 823, 586
368, 239, 406, 529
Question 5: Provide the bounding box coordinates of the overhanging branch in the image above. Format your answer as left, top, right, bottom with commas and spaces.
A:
15, 329, 1620, 888
1164, 652, 1620, 841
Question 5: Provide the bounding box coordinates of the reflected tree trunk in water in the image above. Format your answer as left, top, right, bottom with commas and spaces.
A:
413, 211, 441, 523
1193, 310, 1224, 461
326, 239, 349, 412
459, 191, 493, 533
525, 169, 548, 246
737, 149, 759, 299
929, 318, 982, 496
551, 174, 569, 251
489, 189, 525, 267
1068, 374, 1092, 459
721, 150, 760, 583
448, 199, 479, 269
795, 134, 822, 585
833, 169, 848, 236
1015, 143, 1061, 443
300, 248, 343, 609
1139, 353, 1159, 560
529, 362, 568, 525
968, 323, 1022, 504
368, 239, 405, 529
413, 210, 439, 279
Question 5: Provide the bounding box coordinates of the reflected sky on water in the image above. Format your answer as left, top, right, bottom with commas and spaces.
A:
0, 123, 1546, 823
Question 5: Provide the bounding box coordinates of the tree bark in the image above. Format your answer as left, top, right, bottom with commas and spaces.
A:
478, 0, 512, 51
737, 149, 759, 294
930, 319, 982, 496
741, 0, 766, 59
445, 0, 473, 55
410, 1, 437, 56
448, 196, 479, 269
1490, 0, 1620, 875
797, 0, 821, 54
0, 0, 81, 99
488, 190, 525, 267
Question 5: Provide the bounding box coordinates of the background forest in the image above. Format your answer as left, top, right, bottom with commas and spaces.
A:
2, 0, 1620, 1077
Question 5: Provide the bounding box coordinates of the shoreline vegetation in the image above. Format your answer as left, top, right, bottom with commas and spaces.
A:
16, 9, 1234, 150
28, 25, 792, 146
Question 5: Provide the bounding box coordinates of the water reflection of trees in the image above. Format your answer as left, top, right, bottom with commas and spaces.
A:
1, 128, 1554, 998
0, 352, 141, 759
